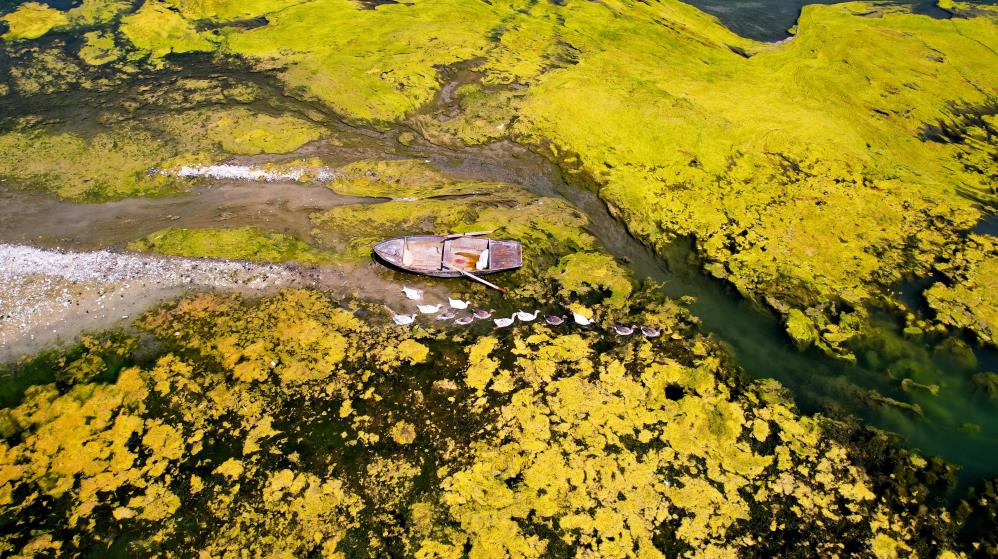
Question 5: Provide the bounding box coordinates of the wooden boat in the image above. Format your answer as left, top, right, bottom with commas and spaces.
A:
373, 234, 522, 278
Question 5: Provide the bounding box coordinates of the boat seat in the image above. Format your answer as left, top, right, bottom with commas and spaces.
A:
402, 238, 443, 271
443, 237, 489, 271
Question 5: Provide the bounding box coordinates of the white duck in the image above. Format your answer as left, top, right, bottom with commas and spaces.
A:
448, 297, 469, 309
402, 286, 423, 300
417, 304, 442, 314
392, 313, 417, 325
494, 315, 516, 328
572, 312, 593, 326
515, 309, 540, 322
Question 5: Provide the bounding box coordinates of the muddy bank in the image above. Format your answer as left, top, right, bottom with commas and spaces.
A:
0, 181, 377, 251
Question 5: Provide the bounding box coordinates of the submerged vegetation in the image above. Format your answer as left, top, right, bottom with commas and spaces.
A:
1, 0, 997, 556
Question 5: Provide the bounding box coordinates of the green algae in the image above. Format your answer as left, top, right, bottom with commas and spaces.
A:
0, 125, 182, 201
324, 158, 492, 199
222, 0, 498, 123
1, 3, 68, 42
164, 0, 305, 22
0, 104, 329, 200
78, 30, 122, 66
120, 1, 218, 59
158, 107, 326, 155
129, 226, 336, 264
0, 288, 994, 556
925, 234, 998, 347
548, 252, 633, 308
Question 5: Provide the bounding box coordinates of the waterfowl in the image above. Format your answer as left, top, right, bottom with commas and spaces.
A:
613, 324, 636, 336
436, 311, 456, 321
641, 326, 662, 338
454, 316, 475, 326
494, 315, 516, 328
545, 315, 566, 326
572, 312, 593, 326
402, 286, 423, 300
472, 309, 495, 320
392, 313, 417, 326
515, 309, 539, 322
448, 297, 469, 309
417, 304, 442, 314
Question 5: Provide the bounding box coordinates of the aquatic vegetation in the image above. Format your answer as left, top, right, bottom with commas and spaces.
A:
0, 105, 327, 200
548, 252, 633, 308
1, 0, 132, 42
128, 226, 337, 264
926, 234, 998, 346
158, 107, 326, 155
1, 3, 68, 41
120, 0, 217, 59
0, 125, 181, 200
222, 0, 498, 123
77, 31, 122, 65
164, 0, 305, 22
325, 159, 491, 199
0, 288, 992, 555
4, 43, 88, 95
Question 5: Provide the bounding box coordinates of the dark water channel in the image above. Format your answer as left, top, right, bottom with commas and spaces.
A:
683, 0, 995, 41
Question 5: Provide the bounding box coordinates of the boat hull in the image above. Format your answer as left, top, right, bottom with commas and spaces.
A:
373, 235, 522, 278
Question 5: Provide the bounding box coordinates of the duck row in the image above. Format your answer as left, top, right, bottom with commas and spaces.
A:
392, 287, 662, 337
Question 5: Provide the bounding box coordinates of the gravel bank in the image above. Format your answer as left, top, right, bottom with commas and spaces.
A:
0, 243, 309, 361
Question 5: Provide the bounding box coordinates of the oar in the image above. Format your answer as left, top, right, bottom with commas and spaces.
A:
440, 230, 493, 241
443, 263, 509, 295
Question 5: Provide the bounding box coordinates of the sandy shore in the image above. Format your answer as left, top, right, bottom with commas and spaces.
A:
0, 243, 309, 361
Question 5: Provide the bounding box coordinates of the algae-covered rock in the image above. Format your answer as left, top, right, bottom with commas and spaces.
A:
389, 420, 417, 445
